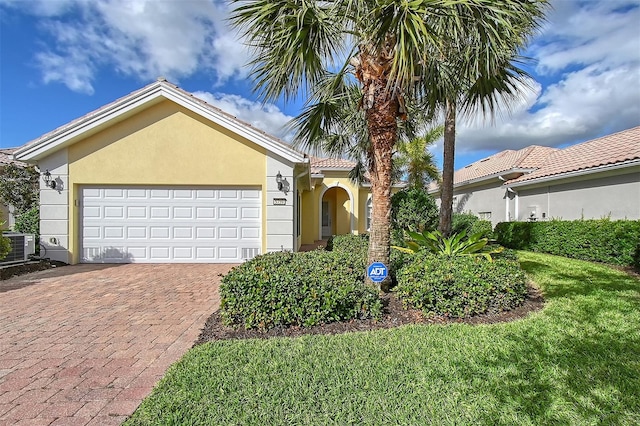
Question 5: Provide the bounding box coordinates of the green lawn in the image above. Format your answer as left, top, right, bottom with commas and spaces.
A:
126, 252, 640, 425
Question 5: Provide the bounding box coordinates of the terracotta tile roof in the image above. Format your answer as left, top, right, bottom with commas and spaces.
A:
310, 156, 356, 174
452, 145, 558, 185
0, 148, 26, 167
429, 125, 640, 193
509, 126, 640, 183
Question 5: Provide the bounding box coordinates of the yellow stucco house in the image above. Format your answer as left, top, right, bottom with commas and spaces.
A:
14, 79, 385, 264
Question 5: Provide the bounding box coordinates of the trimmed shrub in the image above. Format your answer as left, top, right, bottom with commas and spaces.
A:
15, 205, 39, 235
470, 220, 493, 239
494, 219, 640, 267
220, 250, 382, 330
391, 188, 439, 245
327, 233, 369, 261
0, 235, 10, 261
451, 212, 480, 236
396, 252, 528, 318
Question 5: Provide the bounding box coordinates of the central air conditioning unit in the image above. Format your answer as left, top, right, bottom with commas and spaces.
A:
2, 233, 36, 262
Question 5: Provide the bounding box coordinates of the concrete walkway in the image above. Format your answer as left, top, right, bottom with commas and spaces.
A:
0, 263, 234, 425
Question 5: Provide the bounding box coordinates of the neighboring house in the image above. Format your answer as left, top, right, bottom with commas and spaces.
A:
429, 126, 640, 227
13, 78, 383, 264
0, 148, 27, 228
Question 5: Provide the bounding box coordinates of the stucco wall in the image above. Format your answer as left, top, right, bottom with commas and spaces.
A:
516, 168, 640, 221
39, 149, 70, 263
452, 180, 508, 227
302, 172, 360, 242
37, 99, 305, 263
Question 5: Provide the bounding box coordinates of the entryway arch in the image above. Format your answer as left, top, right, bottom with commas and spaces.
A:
318, 183, 355, 239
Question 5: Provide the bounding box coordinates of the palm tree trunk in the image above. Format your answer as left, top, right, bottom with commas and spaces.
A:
364, 91, 398, 293
439, 99, 456, 237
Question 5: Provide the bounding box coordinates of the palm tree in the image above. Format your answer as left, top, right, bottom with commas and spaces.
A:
231, 0, 548, 291
395, 125, 443, 188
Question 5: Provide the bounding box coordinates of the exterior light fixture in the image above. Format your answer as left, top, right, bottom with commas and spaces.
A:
42, 170, 57, 189
275, 171, 290, 195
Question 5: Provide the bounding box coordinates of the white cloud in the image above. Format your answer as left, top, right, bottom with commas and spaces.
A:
193, 91, 295, 140
456, 0, 640, 154
5, 0, 250, 93
533, 0, 640, 73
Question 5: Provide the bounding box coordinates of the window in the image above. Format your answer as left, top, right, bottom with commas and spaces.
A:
366, 197, 372, 231
478, 212, 491, 220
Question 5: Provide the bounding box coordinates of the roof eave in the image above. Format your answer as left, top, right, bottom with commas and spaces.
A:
14, 81, 306, 165
507, 159, 640, 188
454, 168, 535, 189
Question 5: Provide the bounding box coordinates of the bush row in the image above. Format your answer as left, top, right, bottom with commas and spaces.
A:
220, 250, 381, 330
494, 219, 640, 267
396, 252, 528, 318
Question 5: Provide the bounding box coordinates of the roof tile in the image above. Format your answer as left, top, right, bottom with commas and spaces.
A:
509, 126, 640, 183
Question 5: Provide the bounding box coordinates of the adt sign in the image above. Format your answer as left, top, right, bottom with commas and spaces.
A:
367, 262, 388, 283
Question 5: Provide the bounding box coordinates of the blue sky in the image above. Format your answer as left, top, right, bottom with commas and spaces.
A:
1, 0, 639, 169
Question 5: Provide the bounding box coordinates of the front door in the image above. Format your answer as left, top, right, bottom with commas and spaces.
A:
322, 200, 332, 237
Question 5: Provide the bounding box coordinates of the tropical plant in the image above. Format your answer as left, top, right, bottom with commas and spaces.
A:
231, 0, 548, 290
393, 229, 503, 261
0, 221, 11, 261
427, 5, 548, 236
0, 163, 39, 215
390, 187, 439, 245
395, 125, 443, 188
14, 205, 39, 243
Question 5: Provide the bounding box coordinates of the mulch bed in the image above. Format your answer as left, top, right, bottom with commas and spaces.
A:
195, 283, 545, 345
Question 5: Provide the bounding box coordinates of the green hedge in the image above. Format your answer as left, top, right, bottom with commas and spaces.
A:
220, 250, 381, 330
326, 233, 369, 262
328, 233, 409, 284
391, 188, 439, 245
494, 219, 640, 267
396, 252, 528, 318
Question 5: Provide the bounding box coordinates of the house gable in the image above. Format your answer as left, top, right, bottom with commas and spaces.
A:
68, 100, 268, 186
14, 78, 306, 166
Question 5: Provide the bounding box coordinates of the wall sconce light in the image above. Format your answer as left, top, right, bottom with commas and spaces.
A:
42, 170, 57, 189
275, 171, 290, 195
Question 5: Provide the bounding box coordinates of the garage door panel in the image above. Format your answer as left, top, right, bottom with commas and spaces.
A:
196, 207, 215, 218
150, 189, 170, 199
81, 187, 261, 263
83, 227, 101, 239
104, 227, 124, 239
127, 206, 147, 218
218, 227, 238, 239
196, 189, 217, 199
219, 190, 239, 200
127, 227, 147, 239
104, 189, 125, 198
196, 227, 216, 239
242, 207, 260, 219
242, 227, 260, 239
173, 227, 193, 239
219, 207, 238, 219
150, 206, 170, 219
173, 207, 193, 219
173, 247, 193, 259
150, 227, 170, 239
219, 247, 239, 260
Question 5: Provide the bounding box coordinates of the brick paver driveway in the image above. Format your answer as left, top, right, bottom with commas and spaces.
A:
0, 263, 235, 425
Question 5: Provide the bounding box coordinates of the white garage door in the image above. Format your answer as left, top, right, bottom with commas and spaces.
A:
81, 187, 261, 263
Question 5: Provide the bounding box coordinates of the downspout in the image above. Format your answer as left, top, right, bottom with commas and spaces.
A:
499, 176, 508, 222
507, 187, 519, 221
